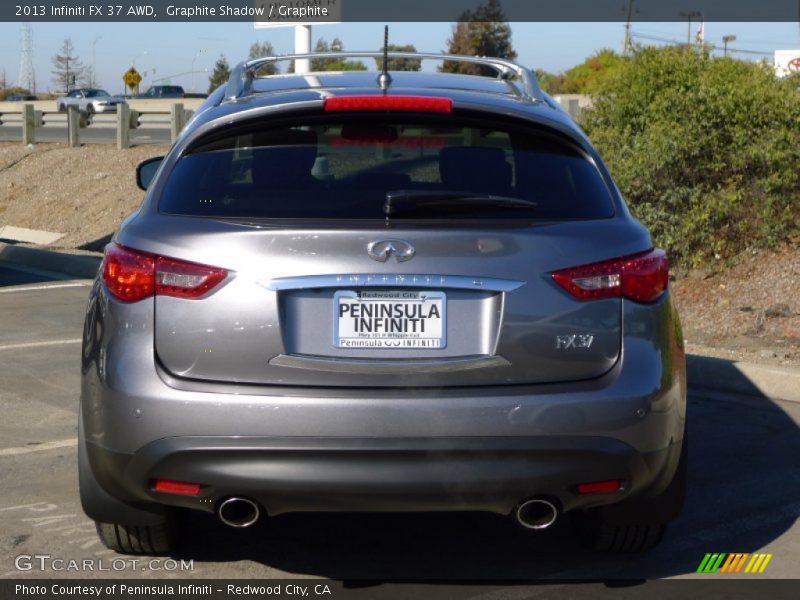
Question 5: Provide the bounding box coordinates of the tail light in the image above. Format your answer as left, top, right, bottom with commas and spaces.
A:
552, 248, 668, 304
324, 95, 453, 113
102, 243, 228, 303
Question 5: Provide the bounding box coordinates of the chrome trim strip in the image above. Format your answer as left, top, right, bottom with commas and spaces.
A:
260, 274, 525, 293
269, 354, 511, 375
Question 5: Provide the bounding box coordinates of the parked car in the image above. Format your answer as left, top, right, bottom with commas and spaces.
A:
56, 88, 126, 113
80, 52, 687, 555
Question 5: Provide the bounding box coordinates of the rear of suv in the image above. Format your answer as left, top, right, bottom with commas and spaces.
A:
80, 52, 686, 555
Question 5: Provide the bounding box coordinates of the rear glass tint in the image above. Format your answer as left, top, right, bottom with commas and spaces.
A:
159, 117, 614, 220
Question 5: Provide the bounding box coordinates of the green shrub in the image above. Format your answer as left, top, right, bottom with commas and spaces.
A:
583, 46, 800, 267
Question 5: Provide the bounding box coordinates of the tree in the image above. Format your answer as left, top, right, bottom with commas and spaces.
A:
309, 38, 366, 72
310, 38, 333, 71
0, 86, 31, 101
374, 44, 421, 72
533, 50, 625, 95
584, 46, 800, 266
249, 41, 279, 75
208, 54, 231, 93
79, 65, 96, 88
441, 0, 517, 75
51, 38, 83, 92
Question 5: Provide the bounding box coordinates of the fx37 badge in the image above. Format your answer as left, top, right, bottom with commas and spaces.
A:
556, 334, 595, 349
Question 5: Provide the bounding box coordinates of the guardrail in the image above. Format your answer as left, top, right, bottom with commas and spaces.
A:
0, 103, 193, 148
1, 96, 590, 148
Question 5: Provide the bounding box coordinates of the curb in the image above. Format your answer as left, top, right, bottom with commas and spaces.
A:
686, 354, 800, 404
0, 241, 101, 280
1, 242, 799, 403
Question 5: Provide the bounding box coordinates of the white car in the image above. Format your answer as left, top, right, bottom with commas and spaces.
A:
56, 88, 126, 114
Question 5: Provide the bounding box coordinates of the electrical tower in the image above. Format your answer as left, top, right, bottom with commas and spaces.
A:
18, 23, 34, 93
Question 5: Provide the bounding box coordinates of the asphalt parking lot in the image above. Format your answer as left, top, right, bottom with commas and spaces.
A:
0, 261, 798, 581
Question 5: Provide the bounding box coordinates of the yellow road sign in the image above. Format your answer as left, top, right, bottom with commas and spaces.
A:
123, 67, 142, 88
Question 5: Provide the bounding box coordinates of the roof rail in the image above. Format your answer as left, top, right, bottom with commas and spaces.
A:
224, 52, 543, 104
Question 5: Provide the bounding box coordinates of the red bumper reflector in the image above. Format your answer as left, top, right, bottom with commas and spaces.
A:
153, 479, 202, 496
324, 95, 453, 113
577, 480, 622, 494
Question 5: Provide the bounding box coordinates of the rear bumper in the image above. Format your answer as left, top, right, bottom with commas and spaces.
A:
80, 283, 686, 518
85, 434, 681, 517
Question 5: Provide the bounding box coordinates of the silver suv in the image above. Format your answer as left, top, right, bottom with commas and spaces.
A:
79, 52, 687, 555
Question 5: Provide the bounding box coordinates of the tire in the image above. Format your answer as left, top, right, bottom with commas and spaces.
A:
78, 415, 176, 554
94, 521, 174, 554
574, 434, 688, 553
85, 104, 94, 114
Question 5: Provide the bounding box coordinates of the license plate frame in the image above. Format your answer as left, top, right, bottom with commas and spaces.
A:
333, 290, 447, 349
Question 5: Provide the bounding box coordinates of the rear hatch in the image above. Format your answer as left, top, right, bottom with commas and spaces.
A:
143, 106, 639, 388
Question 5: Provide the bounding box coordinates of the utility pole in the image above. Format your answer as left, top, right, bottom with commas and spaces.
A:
680, 11, 701, 46
722, 34, 736, 57
622, 0, 635, 56
18, 23, 34, 93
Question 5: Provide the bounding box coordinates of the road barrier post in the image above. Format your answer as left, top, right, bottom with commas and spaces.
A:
67, 106, 80, 147
170, 103, 186, 143
117, 103, 131, 149
22, 104, 36, 145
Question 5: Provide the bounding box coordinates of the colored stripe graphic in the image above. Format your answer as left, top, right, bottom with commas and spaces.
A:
718, 553, 749, 573
757, 554, 773, 573
744, 553, 773, 573
700, 552, 773, 574
696, 553, 727, 573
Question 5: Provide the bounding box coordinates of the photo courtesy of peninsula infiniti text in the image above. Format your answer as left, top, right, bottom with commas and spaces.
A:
79, 50, 687, 555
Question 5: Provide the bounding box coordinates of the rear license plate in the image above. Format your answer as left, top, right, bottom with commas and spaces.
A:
334, 290, 446, 349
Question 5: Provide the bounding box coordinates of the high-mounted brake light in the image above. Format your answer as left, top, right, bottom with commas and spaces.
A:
102, 243, 228, 303
324, 95, 453, 113
552, 248, 669, 304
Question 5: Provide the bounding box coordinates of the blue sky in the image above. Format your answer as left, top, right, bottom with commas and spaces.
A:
1, 21, 798, 94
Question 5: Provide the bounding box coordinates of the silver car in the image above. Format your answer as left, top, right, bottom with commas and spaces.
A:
80, 52, 687, 555
56, 88, 125, 113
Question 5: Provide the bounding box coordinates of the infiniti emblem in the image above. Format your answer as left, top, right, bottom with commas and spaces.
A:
367, 239, 416, 263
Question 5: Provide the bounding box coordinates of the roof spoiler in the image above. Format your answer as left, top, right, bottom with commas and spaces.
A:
223, 52, 544, 104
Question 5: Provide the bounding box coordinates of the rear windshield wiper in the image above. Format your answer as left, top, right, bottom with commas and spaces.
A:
384, 190, 537, 217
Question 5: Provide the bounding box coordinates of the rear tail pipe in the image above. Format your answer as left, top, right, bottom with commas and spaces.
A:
515, 498, 559, 530
217, 497, 261, 528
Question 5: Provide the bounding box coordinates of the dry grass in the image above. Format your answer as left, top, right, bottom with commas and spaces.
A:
0, 142, 168, 250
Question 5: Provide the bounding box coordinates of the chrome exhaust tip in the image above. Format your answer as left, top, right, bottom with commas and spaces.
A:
218, 497, 260, 528
515, 498, 558, 530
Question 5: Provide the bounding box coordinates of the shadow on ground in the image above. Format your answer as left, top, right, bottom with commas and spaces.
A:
0, 240, 101, 285
78, 234, 113, 253
0, 240, 67, 287
164, 377, 800, 580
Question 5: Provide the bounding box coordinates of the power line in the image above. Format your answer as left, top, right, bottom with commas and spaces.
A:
629, 32, 774, 56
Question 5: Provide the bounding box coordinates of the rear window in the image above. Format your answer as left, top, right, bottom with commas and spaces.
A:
159, 116, 614, 220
